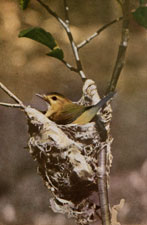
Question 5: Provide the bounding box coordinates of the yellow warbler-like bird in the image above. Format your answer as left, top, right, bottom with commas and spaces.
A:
36, 92, 115, 125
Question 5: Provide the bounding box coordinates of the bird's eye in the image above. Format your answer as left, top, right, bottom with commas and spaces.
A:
52, 96, 57, 101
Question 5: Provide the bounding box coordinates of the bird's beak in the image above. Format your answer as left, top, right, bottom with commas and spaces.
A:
36, 94, 51, 104
36, 93, 46, 100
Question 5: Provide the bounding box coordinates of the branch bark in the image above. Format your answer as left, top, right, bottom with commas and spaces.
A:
77, 17, 123, 50
63, 0, 70, 25
106, 1, 130, 93
36, 0, 86, 81
98, 146, 111, 225
61, 59, 78, 72
98, 1, 130, 225
0, 103, 23, 108
0, 82, 25, 109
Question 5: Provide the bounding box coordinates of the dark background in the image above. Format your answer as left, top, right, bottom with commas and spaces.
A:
0, 0, 146, 224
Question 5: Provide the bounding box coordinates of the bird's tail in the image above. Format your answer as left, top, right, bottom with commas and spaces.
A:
73, 92, 116, 124
96, 91, 116, 109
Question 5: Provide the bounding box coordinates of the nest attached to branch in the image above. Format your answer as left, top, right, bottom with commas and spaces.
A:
25, 79, 113, 225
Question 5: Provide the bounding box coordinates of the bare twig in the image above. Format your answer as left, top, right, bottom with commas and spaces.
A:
63, 0, 70, 25
0, 82, 25, 109
77, 17, 123, 50
0, 103, 24, 108
36, 0, 86, 81
106, 1, 130, 93
61, 59, 78, 72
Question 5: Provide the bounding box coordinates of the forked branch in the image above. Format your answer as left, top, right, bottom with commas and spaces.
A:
36, 0, 125, 86
36, 0, 86, 81
0, 82, 25, 109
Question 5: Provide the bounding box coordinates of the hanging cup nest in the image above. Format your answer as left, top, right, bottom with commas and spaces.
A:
23, 79, 113, 224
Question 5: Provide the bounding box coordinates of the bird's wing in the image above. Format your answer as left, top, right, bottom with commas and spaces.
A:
73, 92, 115, 125
54, 92, 115, 125
55, 103, 85, 125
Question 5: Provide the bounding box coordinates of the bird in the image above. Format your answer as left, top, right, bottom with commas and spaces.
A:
36, 91, 115, 125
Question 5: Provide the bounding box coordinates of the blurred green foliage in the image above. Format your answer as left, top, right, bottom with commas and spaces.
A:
20, 0, 30, 10
133, 6, 147, 28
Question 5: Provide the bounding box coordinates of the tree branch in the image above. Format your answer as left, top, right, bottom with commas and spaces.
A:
97, 2, 130, 225
63, 0, 70, 25
0, 103, 24, 108
106, 1, 130, 93
98, 147, 111, 225
61, 59, 78, 72
77, 16, 123, 50
36, 0, 86, 81
0, 82, 25, 109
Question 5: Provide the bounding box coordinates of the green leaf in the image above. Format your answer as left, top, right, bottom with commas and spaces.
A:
139, 0, 145, 5
47, 48, 64, 60
18, 27, 57, 49
20, 0, 30, 10
133, 6, 147, 28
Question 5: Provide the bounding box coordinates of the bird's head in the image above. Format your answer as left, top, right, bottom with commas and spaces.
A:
36, 92, 71, 109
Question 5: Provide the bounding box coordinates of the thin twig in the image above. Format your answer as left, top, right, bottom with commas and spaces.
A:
106, 2, 130, 93
0, 103, 24, 108
36, 0, 86, 81
61, 59, 78, 72
63, 0, 70, 25
0, 82, 25, 108
77, 17, 123, 50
